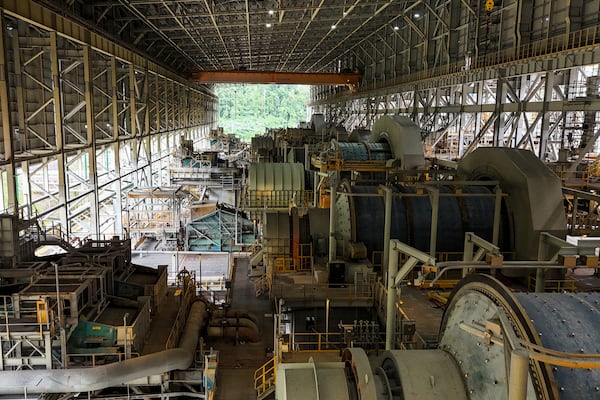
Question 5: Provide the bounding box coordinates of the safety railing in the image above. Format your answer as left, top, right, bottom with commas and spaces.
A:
197, 275, 230, 291
165, 285, 196, 350
549, 163, 590, 188
291, 332, 345, 352
0, 296, 54, 339
371, 251, 383, 271
567, 213, 600, 235
270, 243, 313, 274
268, 281, 376, 304
274, 257, 296, 273
254, 356, 276, 399
66, 351, 140, 367
244, 190, 314, 209
131, 298, 151, 352
273, 256, 312, 273
527, 276, 577, 292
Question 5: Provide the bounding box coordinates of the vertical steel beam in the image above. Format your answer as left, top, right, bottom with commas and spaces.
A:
111, 56, 123, 236
493, 72, 507, 147
328, 183, 337, 263
169, 80, 175, 131
11, 22, 26, 154
50, 32, 68, 234
156, 74, 162, 132
429, 187, 439, 257
128, 64, 140, 187
0, 10, 17, 214
539, 69, 555, 159
20, 161, 31, 218
83, 45, 100, 238
141, 68, 152, 186
153, 73, 164, 186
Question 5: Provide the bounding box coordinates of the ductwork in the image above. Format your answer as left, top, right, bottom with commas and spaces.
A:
0, 300, 208, 395
210, 317, 259, 333
211, 309, 259, 326
208, 325, 260, 343
369, 115, 425, 169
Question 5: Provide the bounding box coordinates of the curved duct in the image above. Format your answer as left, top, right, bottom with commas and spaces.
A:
211, 309, 259, 326
458, 148, 566, 260
0, 300, 208, 394
348, 128, 371, 143
209, 317, 260, 333
369, 115, 425, 169
208, 325, 260, 343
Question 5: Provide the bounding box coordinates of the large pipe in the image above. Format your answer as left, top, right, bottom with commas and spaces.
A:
0, 301, 208, 394
209, 317, 259, 333
211, 309, 259, 326
208, 325, 260, 343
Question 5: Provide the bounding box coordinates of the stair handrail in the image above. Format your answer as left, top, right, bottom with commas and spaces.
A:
254, 356, 276, 397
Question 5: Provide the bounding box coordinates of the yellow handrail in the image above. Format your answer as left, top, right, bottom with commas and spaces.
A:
527, 276, 577, 292
254, 356, 277, 396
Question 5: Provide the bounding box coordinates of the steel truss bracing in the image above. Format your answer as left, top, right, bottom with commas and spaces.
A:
311, 0, 600, 162
0, 1, 218, 242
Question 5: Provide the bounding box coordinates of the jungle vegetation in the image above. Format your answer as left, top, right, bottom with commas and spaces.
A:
215, 84, 310, 140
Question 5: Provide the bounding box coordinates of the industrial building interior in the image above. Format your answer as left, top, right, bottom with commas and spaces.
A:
0, 0, 600, 399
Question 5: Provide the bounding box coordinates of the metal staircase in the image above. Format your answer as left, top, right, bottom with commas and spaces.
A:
254, 356, 276, 400
254, 274, 268, 297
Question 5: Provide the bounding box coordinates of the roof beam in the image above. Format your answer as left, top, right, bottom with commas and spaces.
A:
189, 70, 360, 86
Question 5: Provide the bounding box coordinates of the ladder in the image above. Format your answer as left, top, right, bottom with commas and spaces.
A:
254, 356, 276, 400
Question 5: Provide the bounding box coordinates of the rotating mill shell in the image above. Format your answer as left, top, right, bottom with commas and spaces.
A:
334, 182, 509, 259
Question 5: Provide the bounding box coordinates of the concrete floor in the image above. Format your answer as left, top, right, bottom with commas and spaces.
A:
398, 286, 445, 343
209, 257, 275, 400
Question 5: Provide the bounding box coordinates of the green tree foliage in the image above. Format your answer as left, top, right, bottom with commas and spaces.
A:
215, 84, 310, 140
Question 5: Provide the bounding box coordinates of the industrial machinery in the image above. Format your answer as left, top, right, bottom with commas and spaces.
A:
369, 115, 426, 170
186, 204, 256, 251
0, 235, 219, 399
334, 147, 566, 267
275, 274, 600, 400
245, 162, 306, 210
